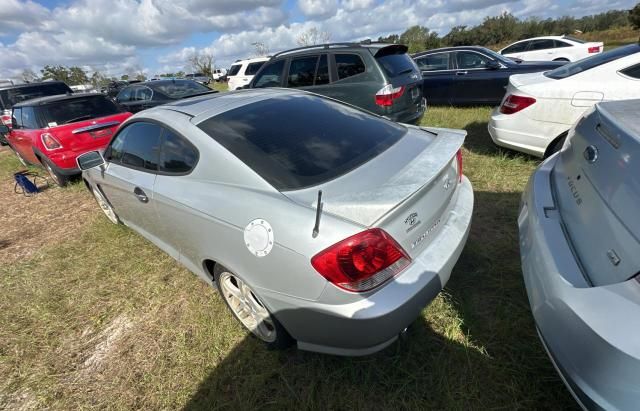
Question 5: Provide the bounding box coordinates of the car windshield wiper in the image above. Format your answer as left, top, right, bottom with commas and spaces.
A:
62, 115, 94, 124
396, 68, 414, 75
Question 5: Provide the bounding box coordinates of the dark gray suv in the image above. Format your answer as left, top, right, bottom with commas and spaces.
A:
249, 42, 426, 124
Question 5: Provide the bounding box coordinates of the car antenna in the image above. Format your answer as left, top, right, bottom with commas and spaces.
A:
312, 190, 323, 238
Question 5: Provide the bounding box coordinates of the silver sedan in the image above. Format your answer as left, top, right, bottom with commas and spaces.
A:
78, 89, 474, 355
519, 99, 640, 409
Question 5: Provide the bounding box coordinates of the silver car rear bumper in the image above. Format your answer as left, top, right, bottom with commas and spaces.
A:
519, 154, 640, 411
260, 176, 474, 356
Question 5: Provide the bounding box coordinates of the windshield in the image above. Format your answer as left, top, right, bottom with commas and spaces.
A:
43, 96, 123, 125
376, 53, 417, 77
198, 93, 407, 190
0, 83, 71, 109
545, 44, 640, 79
154, 80, 209, 98
481, 48, 514, 65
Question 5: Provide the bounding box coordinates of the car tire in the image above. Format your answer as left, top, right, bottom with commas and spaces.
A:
90, 184, 121, 225
214, 264, 294, 350
40, 156, 69, 187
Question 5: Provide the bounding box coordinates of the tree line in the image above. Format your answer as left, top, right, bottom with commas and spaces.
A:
378, 8, 637, 53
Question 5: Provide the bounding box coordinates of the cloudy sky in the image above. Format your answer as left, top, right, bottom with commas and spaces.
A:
0, 0, 634, 80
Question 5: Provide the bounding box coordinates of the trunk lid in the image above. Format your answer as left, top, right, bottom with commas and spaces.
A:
47, 112, 131, 152
285, 126, 465, 258
551, 100, 640, 286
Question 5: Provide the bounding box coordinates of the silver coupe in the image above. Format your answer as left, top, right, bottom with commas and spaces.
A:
78, 89, 474, 355
519, 99, 640, 408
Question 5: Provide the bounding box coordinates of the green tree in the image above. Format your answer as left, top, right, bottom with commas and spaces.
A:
630, 3, 640, 30
120, 74, 129, 81
399, 26, 440, 53
41, 65, 71, 83
68, 66, 89, 85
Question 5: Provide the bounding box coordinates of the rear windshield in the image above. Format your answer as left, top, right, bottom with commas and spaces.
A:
197, 93, 406, 190
376, 53, 417, 77
228, 64, 242, 76
0, 83, 71, 109
42, 96, 123, 125
245, 62, 265, 76
154, 80, 209, 98
545, 44, 640, 79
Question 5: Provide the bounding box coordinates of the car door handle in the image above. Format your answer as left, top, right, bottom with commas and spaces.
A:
456, 71, 468, 76
133, 187, 149, 203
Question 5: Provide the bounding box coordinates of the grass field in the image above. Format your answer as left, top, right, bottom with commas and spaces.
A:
0, 101, 580, 410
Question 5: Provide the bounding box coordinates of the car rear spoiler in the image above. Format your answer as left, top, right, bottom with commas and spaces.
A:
72, 120, 121, 134
374, 44, 409, 58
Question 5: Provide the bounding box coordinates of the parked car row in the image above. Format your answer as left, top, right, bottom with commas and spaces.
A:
1, 36, 637, 410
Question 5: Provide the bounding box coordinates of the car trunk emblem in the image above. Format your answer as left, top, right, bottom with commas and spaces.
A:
584, 145, 598, 163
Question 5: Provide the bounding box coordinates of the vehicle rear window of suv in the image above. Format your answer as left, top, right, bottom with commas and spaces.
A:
198, 93, 406, 190
245, 62, 266, 76
376, 53, 417, 77
0, 83, 71, 109
545, 44, 640, 79
42, 96, 123, 125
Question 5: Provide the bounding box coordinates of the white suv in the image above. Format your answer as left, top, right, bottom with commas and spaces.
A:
212, 68, 227, 82
227, 57, 269, 90
500, 35, 603, 62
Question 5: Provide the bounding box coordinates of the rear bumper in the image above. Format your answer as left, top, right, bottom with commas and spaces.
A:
262, 176, 473, 356
389, 98, 427, 125
519, 155, 640, 410
488, 107, 567, 157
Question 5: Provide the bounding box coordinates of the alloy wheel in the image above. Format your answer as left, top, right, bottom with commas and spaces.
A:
92, 187, 119, 224
219, 272, 277, 343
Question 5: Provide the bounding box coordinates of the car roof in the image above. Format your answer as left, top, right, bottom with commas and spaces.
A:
412, 46, 492, 57
147, 88, 303, 118
271, 42, 405, 59
126, 79, 204, 88
231, 56, 270, 65
12, 92, 106, 107
0, 81, 69, 91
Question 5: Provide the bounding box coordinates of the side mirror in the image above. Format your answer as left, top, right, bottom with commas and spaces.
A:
0, 124, 9, 134
487, 60, 501, 70
77, 150, 105, 171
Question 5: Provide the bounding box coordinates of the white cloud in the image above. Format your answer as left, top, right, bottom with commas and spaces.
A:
298, 0, 338, 19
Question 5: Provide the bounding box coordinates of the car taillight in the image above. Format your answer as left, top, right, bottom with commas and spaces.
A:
41, 133, 62, 150
1, 110, 11, 126
500, 94, 536, 115
588, 46, 600, 54
375, 84, 405, 107
311, 228, 410, 292
456, 149, 463, 182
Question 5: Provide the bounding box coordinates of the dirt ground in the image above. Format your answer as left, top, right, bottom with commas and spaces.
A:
0, 147, 98, 264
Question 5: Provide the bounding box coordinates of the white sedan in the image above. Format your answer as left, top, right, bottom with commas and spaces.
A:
489, 44, 640, 157
500, 35, 603, 62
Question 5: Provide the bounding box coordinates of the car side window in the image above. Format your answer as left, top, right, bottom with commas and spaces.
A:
116, 88, 132, 102
21, 107, 39, 129
105, 126, 129, 163
335, 54, 365, 80
620, 64, 640, 79
159, 128, 198, 173
135, 87, 152, 101
315, 54, 330, 85
554, 40, 572, 48
503, 41, 527, 54
416, 53, 450, 71
119, 122, 162, 171
11, 107, 22, 129
456, 52, 491, 69
253, 60, 285, 88
530, 39, 555, 51
245, 62, 265, 76
288, 55, 319, 88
